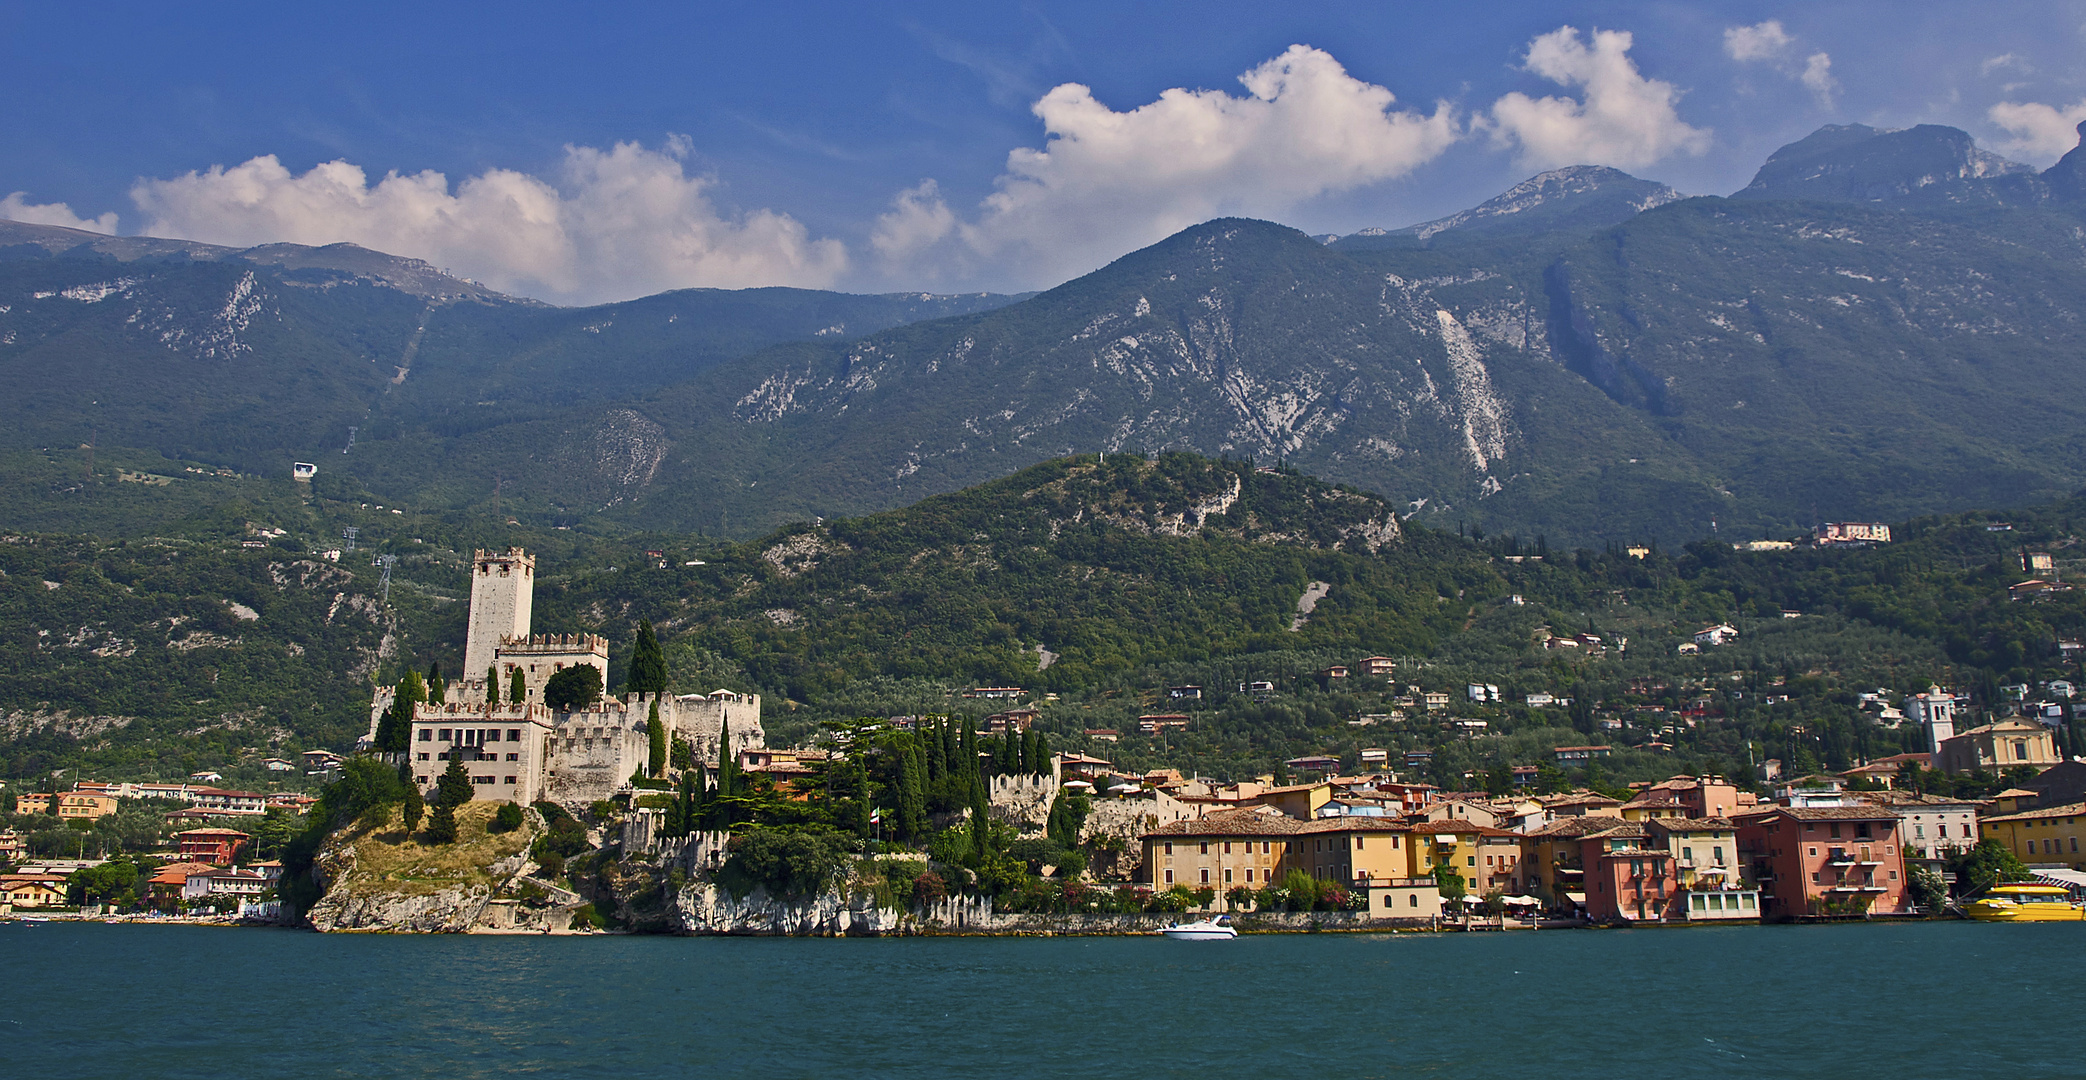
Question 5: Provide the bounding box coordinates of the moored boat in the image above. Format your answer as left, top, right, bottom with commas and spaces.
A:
1159, 916, 1238, 940
1964, 883, 2086, 922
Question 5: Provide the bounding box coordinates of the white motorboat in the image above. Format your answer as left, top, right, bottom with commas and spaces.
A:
1158, 917, 1237, 940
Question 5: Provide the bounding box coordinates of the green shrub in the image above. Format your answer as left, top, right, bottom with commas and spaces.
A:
490, 802, 524, 834
716, 827, 857, 900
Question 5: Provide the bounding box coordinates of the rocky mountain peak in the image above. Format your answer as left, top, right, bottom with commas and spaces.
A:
1733, 123, 2034, 204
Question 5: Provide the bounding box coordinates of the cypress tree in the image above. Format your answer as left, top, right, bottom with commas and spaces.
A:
850, 753, 873, 840
1001, 724, 1018, 777
969, 781, 991, 863
437, 754, 474, 809
486, 665, 501, 707
426, 662, 445, 705
376, 669, 427, 754
509, 667, 527, 705
1034, 731, 1051, 778
628, 619, 668, 696
647, 698, 667, 778
425, 802, 458, 845
1023, 729, 1043, 777
925, 718, 947, 784
402, 783, 424, 835
897, 740, 927, 842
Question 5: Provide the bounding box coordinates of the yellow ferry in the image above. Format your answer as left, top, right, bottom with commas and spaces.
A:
1964, 884, 2086, 922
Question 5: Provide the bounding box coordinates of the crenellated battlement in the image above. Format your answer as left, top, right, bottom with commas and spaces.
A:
498, 633, 609, 654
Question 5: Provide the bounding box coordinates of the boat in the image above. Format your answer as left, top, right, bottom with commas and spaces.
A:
1159, 916, 1237, 940
1964, 883, 2086, 922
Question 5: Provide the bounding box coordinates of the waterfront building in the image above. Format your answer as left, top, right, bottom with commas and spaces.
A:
1978, 802, 2086, 870
1736, 807, 1908, 918
1142, 809, 1295, 888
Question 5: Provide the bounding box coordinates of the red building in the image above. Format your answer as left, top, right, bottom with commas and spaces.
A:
1736, 807, 1906, 919
1575, 822, 1683, 923
175, 828, 251, 865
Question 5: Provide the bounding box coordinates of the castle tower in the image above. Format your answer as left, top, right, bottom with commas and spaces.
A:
464, 548, 534, 680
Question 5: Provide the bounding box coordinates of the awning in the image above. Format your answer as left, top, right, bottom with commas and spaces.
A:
2035, 868, 2086, 889
1563, 891, 1586, 904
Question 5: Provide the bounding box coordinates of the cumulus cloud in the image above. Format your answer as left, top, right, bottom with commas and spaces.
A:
1723, 20, 1836, 106
0, 192, 118, 234
128, 140, 847, 304
872, 44, 1458, 289
1485, 27, 1711, 171
1723, 21, 1793, 63
1989, 99, 2086, 161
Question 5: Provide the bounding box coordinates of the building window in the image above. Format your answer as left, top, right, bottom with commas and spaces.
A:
438, 729, 452, 741
1262, 841, 1272, 854
1356, 836, 1365, 850
1409, 894, 1419, 908
418, 730, 432, 742
508, 729, 521, 741
1809, 847, 1818, 857
1224, 868, 1233, 884
1915, 825, 1925, 838
1383, 895, 1395, 909
417, 752, 430, 761
1938, 825, 1948, 838
1164, 869, 1174, 884
1199, 842, 1208, 855
1223, 842, 1232, 854
504, 776, 517, 785
1164, 842, 1173, 856
1467, 856, 1476, 867
506, 753, 519, 762
1245, 868, 1254, 883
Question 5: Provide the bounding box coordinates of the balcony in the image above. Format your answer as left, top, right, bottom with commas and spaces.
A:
1826, 849, 1856, 865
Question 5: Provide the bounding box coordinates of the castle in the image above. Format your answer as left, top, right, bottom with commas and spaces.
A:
371, 547, 764, 808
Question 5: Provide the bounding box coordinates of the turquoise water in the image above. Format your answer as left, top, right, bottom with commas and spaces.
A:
5, 921, 2076, 1078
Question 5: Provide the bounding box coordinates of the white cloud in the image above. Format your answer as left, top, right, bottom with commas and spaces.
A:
872, 44, 1458, 289
0, 193, 118, 234
1989, 99, 2086, 161
1486, 27, 1711, 171
128, 140, 847, 304
1722, 20, 1836, 107
1800, 52, 1839, 103
1723, 21, 1793, 63
1980, 53, 2033, 78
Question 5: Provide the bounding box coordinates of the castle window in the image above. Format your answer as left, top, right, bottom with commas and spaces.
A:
508, 729, 521, 741
504, 777, 517, 785
418, 730, 431, 742
485, 729, 500, 742
506, 753, 519, 762
438, 729, 451, 742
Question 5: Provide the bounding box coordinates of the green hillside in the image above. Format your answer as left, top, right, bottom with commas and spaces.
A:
4, 452, 2083, 793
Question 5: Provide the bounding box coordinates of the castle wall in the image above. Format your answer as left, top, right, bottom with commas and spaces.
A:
542, 698, 652, 807
672, 693, 766, 763
464, 549, 534, 680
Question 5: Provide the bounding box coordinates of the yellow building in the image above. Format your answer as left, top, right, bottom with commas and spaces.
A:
1246, 782, 1333, 821
1979, 801, 2086, 870
1142, 808, 1296, 891
1286, 817, 1415, 883
12, 791, 118, 819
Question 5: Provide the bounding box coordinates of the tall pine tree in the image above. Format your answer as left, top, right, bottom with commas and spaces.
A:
628, 619, 667, 696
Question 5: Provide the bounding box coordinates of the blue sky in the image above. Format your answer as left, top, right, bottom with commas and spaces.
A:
4, 1, 2084, 302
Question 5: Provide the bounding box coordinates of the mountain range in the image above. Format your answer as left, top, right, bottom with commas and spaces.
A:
7, 121, 2086, 543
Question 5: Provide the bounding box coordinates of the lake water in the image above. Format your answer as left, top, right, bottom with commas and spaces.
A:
6, 921, 2075, 1078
